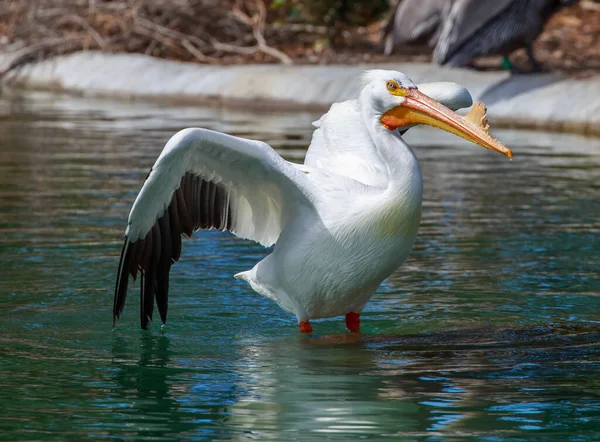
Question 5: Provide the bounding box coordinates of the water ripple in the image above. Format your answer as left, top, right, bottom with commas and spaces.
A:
0, 91, 599, 440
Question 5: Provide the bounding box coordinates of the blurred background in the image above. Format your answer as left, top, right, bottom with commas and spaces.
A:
1, 0, 599, 75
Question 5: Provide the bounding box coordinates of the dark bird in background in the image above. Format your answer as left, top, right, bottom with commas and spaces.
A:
433, 0, 580, 71
384, 0, 580, 71
382, 0, 448, 55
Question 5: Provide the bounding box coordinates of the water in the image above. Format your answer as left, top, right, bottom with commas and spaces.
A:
1, 90, 599, 441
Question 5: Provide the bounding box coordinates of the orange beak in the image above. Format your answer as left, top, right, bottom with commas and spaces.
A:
381, 88, 513, 159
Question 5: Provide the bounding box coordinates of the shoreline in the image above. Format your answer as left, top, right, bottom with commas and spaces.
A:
2, 51, 600, 136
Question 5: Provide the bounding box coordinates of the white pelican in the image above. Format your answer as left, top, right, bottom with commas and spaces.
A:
113, 70, 512, 333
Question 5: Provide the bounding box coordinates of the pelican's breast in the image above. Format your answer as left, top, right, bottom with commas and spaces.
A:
370, 171, 424, 239
374, 192, 422, 238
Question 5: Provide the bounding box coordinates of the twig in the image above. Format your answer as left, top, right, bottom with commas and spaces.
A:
144, 37, 157, 55
229, 0, 292, 64
55, 14, 107, 49
134, 16, 212, 52
133, 25, 189, 58
211, 39, 258, 56
253, 30, 293, 64
0, 36, 82, 79
181, 39, 217, 63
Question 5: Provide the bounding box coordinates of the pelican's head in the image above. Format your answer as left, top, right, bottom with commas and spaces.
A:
361, 70, 512, 159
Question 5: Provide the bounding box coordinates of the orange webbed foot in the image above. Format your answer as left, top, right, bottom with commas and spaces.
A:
299, 321, 313, 334
345, 312, 360, 333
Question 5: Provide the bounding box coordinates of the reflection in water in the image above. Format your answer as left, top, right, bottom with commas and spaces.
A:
110, 334, 178, 440
227, 326, 600, 439
1, 90, 600, 440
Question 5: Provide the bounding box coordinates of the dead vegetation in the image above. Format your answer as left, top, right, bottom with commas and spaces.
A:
0, 0, 317, 76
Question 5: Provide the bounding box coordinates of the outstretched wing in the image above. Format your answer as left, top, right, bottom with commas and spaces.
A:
114, 128, 318, 329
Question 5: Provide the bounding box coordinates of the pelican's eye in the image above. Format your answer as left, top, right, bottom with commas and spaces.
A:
386, 80, 398, 91
386, 80, 407, 96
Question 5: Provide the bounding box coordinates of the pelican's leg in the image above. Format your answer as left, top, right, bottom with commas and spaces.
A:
298, 320, 313, 334
293, 301, 312, 334
345, 312, 361, 333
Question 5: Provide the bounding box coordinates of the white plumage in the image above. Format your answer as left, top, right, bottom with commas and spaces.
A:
125, 128, 316, 247
113, 69, 511, 333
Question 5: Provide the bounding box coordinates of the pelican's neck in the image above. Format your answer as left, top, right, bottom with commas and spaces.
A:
360, 100, 421, 188
359, 97, 424, 241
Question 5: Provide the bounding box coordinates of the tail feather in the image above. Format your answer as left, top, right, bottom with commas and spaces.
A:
234, 270, 250, 281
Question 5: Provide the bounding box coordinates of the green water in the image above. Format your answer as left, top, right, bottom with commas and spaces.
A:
1, 90, 599, 441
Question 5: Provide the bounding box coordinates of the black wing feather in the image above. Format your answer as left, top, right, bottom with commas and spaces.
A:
168, 195, 182, 262
114, 172, 233, 329
113, 239, 131, 326
155, 210, 172, 325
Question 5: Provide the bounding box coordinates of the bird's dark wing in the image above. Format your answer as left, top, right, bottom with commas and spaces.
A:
113, 128, 318, 329
434, 0, 515, 63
